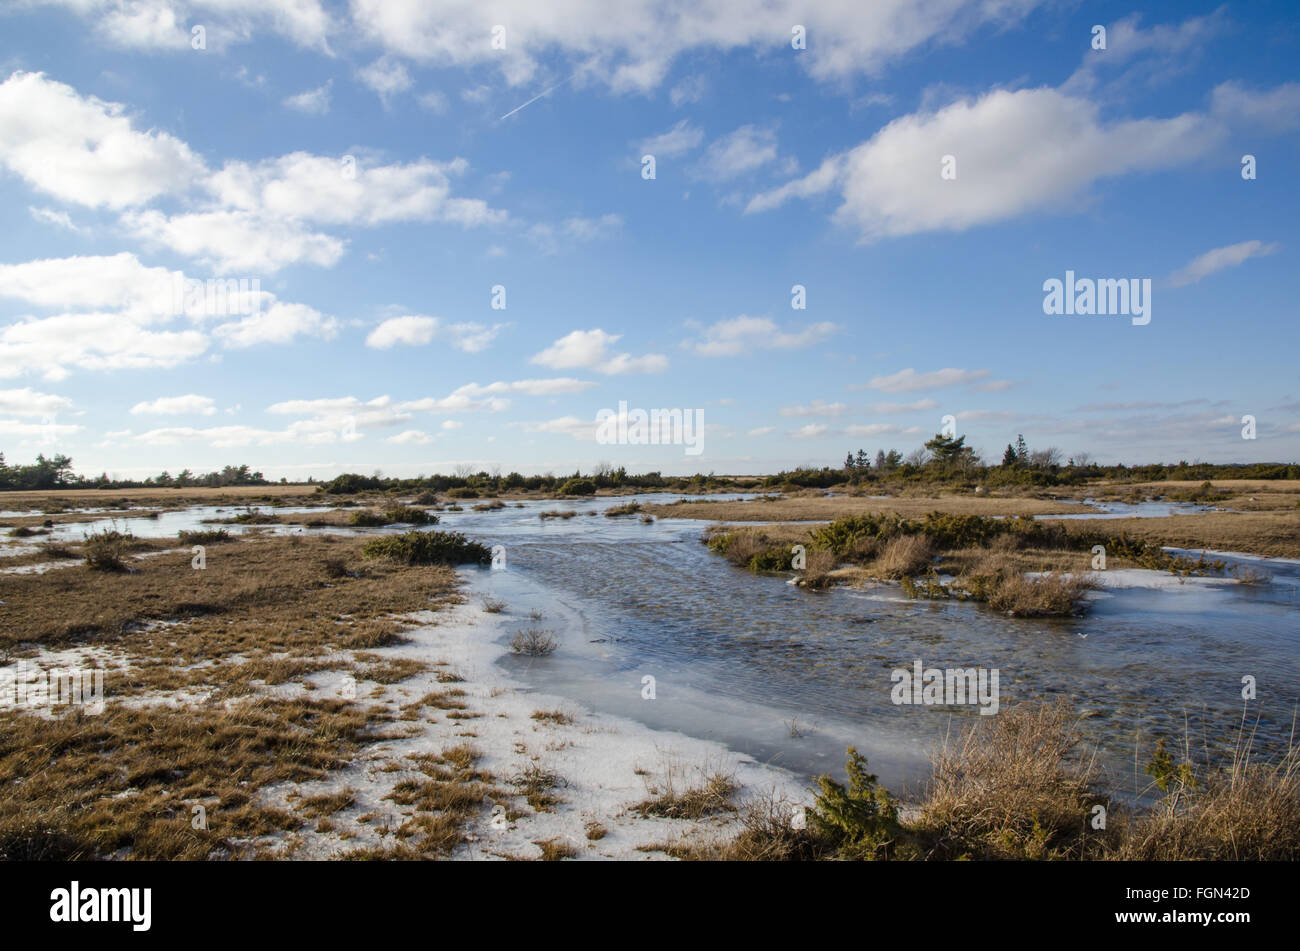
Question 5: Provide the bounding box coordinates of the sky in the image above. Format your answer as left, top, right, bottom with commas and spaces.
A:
0, 0, 1296, 480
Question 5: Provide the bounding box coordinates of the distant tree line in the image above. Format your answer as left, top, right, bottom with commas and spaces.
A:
0, 454, 270, 490
826, 432, 1300, 488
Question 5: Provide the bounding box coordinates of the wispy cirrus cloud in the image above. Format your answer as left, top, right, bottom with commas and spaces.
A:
1169, 240, 1280, 287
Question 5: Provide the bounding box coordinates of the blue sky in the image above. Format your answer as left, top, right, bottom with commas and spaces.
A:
0, 0, 1296, 479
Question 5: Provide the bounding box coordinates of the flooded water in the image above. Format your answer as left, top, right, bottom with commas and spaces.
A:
1050, 498, 1220, 519
7, 493, 1297, 800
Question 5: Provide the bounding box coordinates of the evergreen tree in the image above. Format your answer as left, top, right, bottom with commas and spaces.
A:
1002, 444, 1017, 467
844, 452, 855, 470
1014, 434, 1029, 463
924, 432, 967, 466
855, 449, 870, 469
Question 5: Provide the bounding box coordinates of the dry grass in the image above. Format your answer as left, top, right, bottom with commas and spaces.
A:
358, 745, 499, 858
0, 534, 457, 665
633, 764, 738, 819
956, 554, 1100, 617
796, 548, 839, 589
1118, 720, 1300, 861
1042, 510, 1300, 559
915, 701, 1109, 859
0, 530, 472, 859
297, 788, 357, 819
535, 838, 579, 860
0, 698, 392, 860
511, 763, 564, 812
872, 535, 935, 579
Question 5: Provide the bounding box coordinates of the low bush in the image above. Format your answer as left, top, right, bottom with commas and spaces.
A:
361, 531, 490, 566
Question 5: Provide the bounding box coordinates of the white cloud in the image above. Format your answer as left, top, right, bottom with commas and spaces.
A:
865, 398, 940, 413
696, 125, 779, 181
637, 120, 703, 159
365, 315, 436, 349
207, 152, 504, 229
859, 368, 990, 393
788, 423, 829, 439
283, 81, 332, 115
418, 91, 448, 113
845, 423, 918, 436
0, 71, 205, 209
0, 387, 73, 416
387, 429, 433, 444
365, 315, 505, 353
130, 424, 283, 448
532, 329, 666, 375
25, 0, 336, 53
123, 209, 346, 273
670, 75, 707, 107
1169, 240, 1280, 287
0, 253, 340, 376
748, 87, 1213, 235
0, 313, 208, 380
747, 81, 1300, 238
28, 206, 84, 232
747, 426, 774, 436
348, 0, 1046, 92
130, 394, 216, 416
684, 315, 837, 356
780, 400, 848, 418
212, 301, 338, 347
527, 214, 622, 253
357, 56, 413, 104
524, 415, 613, 440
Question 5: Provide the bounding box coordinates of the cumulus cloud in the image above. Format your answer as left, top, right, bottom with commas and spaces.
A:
0, 73, 507, 275
365, 315, 504, 353
130, 394, 216, 415
123, 209, 346, 274
23, 0, 336, 53
347, 0, 1046, 92
0, 253, 338, 377
356, 56, 413, 104
387, 429, 433, 444
683, 316, 836, 356
747, 79, 1300, 238
0, 387, 73, 416
531, 329, 667, 374
0, 71, 205, 209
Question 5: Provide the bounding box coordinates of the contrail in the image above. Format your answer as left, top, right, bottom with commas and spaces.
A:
498, 74, 575, 121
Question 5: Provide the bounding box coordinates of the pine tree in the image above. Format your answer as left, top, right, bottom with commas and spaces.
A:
855, 449, 869, 469
845, 452, 855, 470
924, 432, 967, 465
1014, 434, 1028, 463
1002, 444, 1017, 467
